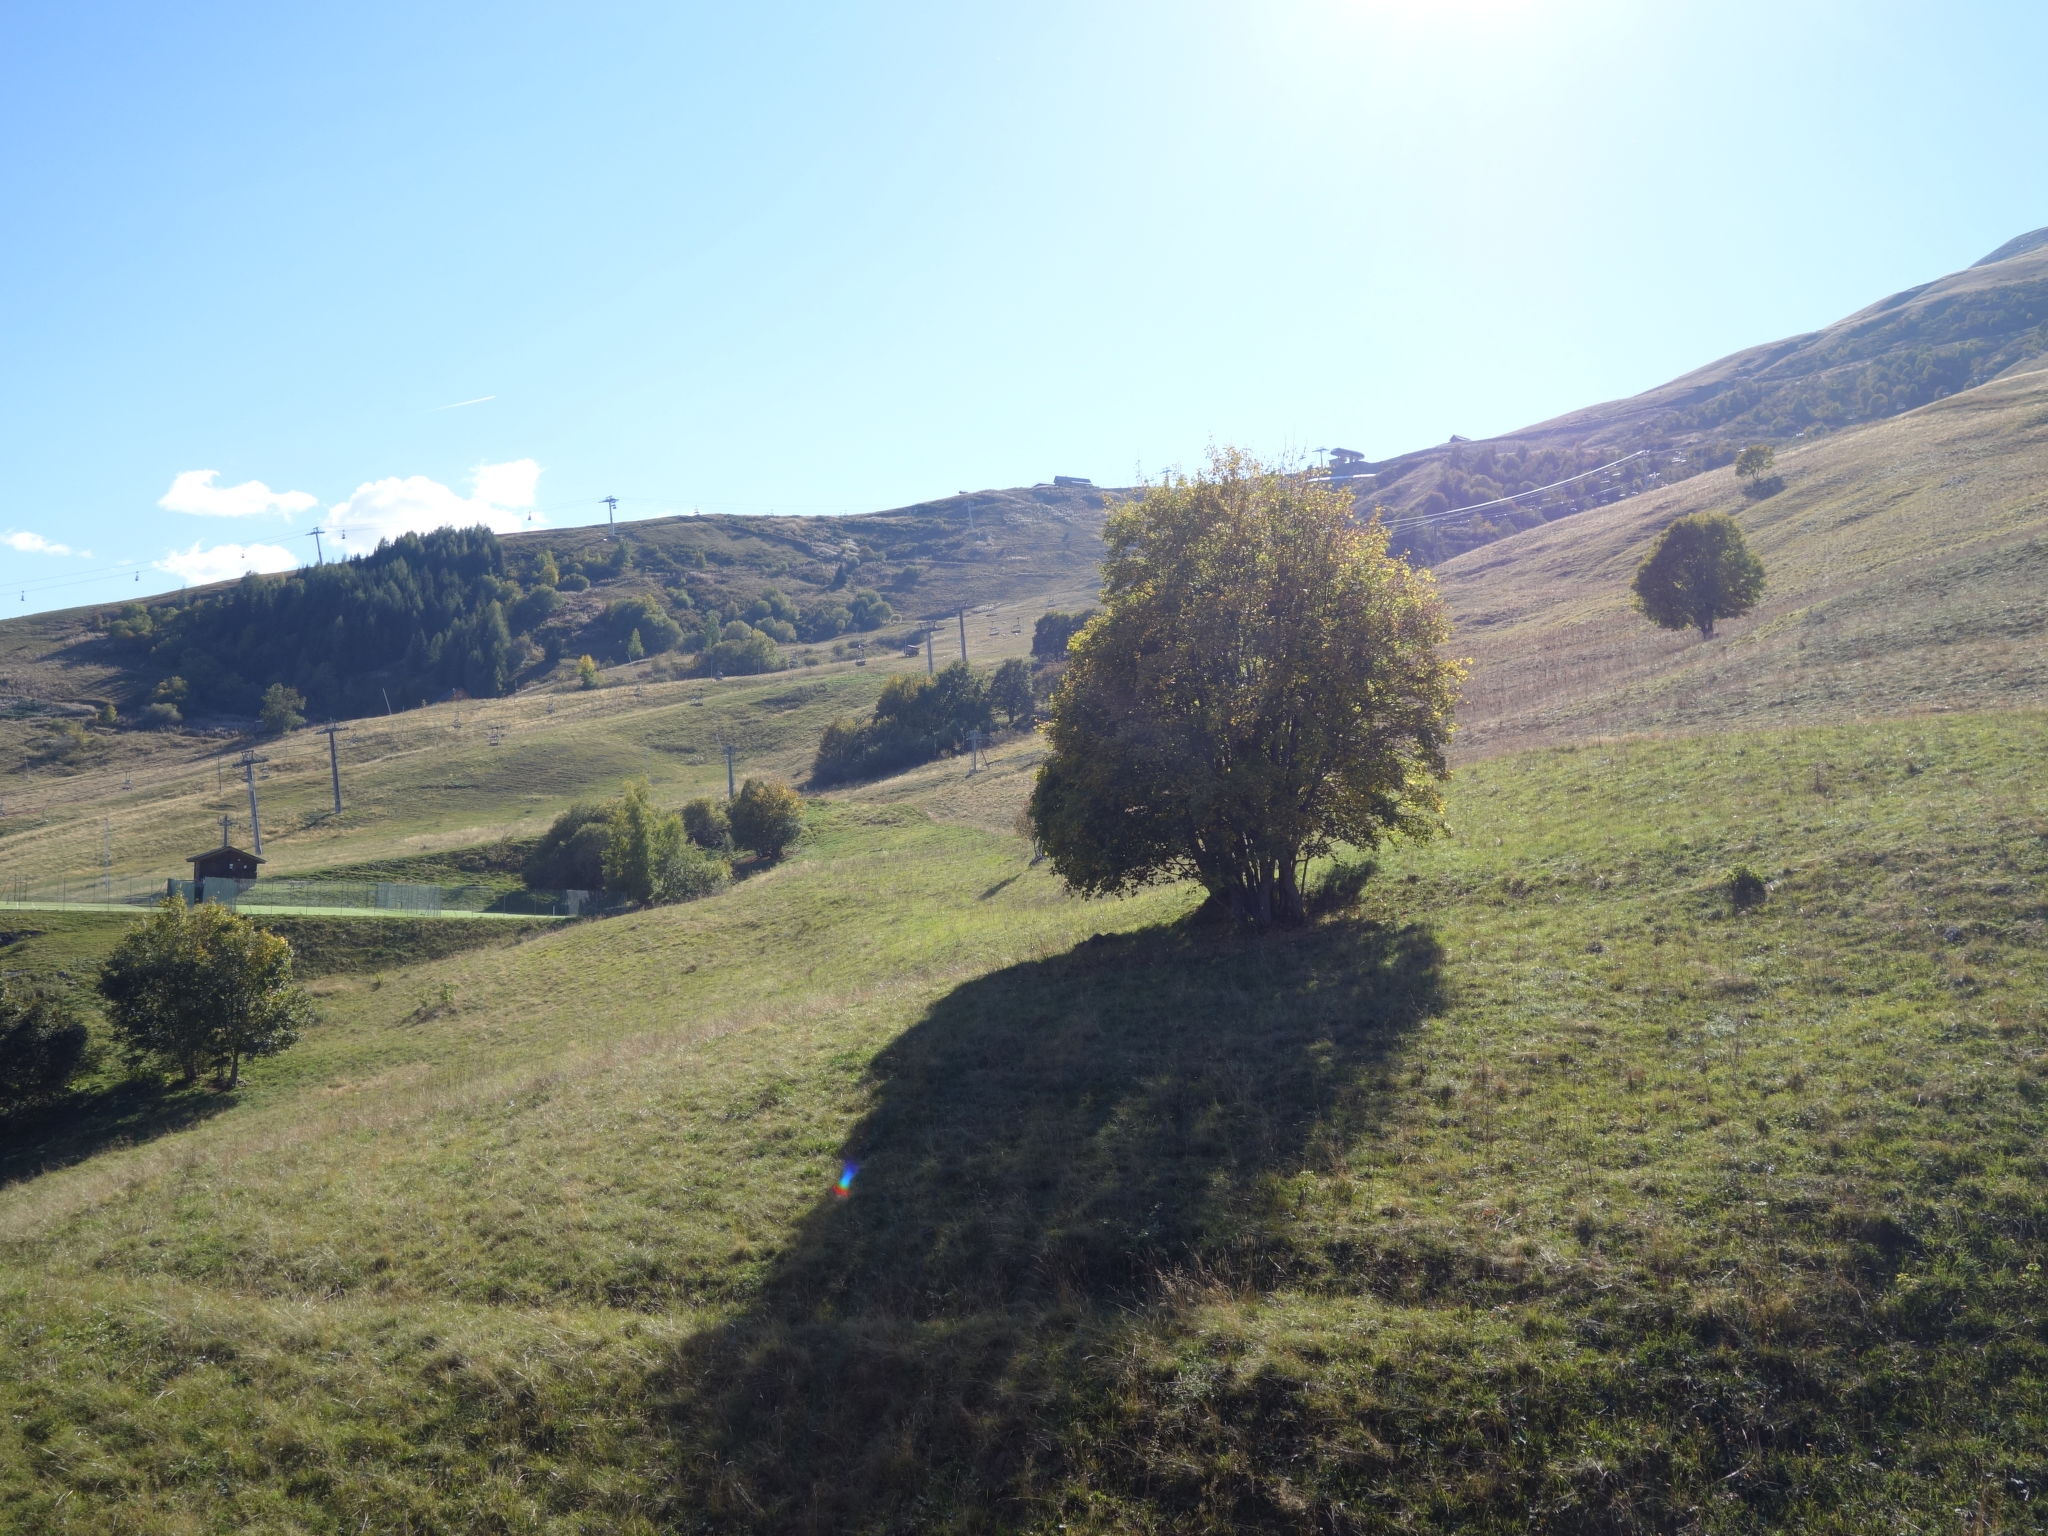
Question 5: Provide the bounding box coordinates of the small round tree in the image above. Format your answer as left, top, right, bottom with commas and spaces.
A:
729, 777, 806, 861
97, 899, 312, 1089
259, 683, 307, 736
1028, 449, 1463, 929
1632, 513, 1766, 639
988, 656, 1035, 728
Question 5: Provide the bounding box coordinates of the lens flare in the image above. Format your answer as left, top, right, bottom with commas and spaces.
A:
834, 1162, 859, 1198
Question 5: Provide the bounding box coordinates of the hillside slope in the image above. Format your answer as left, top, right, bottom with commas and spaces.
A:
0, 600, 1058, 887
0, 481, 1109, 732
1360, 228, 2048, 562
3, 710, 2045, 1531
1442, 364, 2048, 756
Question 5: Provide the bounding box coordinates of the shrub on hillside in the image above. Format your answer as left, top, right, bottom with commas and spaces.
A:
599, 596, 683, 660
846, 588, 893, 629
811, 662, 996, 784
1729, 866, 1769, 911
729, 777, 806, 860
259, 682, 306, 736
704, 622, 781, 677
0, 981, 89, 1113
682, 797, 731, 850
558, 572, 591, 592
524, 802, 613, 890
603, 779, 689, 905
97, 900, 312, 1089
656, 842, 730, 901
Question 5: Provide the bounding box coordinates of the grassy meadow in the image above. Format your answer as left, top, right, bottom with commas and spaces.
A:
0, 585, 1080, 887
2, 706, 2044, 1532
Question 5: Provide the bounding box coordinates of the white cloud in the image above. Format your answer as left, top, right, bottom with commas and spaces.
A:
470, 457, 540, 509
159, 469, 319, 519
156, 541, 302, 586
322, 458, 543, 546
3, 530, 85, 557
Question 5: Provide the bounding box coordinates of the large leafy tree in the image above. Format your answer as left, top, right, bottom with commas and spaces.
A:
97, 900, 312, 1088
1028, 450, 1463, 929
1632, 512, 1766, 638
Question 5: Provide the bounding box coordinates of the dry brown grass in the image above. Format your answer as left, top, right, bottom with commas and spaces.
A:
1440, 368, 2048, 757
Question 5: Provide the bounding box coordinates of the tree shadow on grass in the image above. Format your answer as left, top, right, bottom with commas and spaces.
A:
655, 914, 1444, 1532
0, 1077, 233, 1190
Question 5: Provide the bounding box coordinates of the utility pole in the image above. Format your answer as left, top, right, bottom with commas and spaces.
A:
318, 722, 349, 815
957, 607, 967, 665
237, 751, 269, 855
722, 741, 737, 800
925, 624, 936, 675
101, 817, 111, 898
306, 528, 325, 564
603, 495, 618, 534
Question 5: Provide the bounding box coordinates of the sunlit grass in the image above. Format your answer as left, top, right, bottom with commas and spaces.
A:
1, 710, 2044, 1530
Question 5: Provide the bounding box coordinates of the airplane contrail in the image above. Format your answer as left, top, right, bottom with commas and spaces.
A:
430, 395, 497, 412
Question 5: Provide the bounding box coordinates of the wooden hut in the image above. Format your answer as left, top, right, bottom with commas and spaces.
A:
189, 840, 263, 900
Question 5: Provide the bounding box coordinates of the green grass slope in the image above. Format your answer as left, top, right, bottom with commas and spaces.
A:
1443, 365, 2048, 756
3, 709, 2044, 1532
0, 600, 1060, 886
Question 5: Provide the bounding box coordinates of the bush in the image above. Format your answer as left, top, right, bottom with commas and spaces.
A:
847, 588, 893, 629
1729, 866, 1769, 911
602, 779, 689, 905
260, 682, 307, 736
729, 777, 806, 860
577, 654, 601, 689
0, 981, 88, 1113
811, 663, 995, 785
97, 900, 312, 1088
705, 622, 781, 677
655, 842, 730, 902
524, 802, 613, 890
142, 701, 182, 729
559, 572, 591, 592
682, 797, 730, 850
600, 596, 683, 660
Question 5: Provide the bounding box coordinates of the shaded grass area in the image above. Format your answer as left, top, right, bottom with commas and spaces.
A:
0, 712, 2045, 1531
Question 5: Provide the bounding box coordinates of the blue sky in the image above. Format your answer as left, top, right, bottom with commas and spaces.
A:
2, 0, 2043, 614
